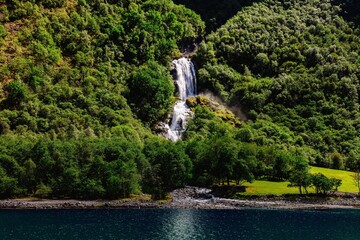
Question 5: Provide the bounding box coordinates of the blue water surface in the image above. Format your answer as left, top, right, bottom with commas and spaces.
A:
0, 208, 359, 240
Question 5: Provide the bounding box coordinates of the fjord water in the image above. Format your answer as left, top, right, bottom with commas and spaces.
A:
1, 209, 360, 240
165, 57, 197, 141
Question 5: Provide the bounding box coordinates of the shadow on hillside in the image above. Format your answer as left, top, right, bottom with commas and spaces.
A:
173, 0, 264, 33
176, 0, 360, 31
332, 0, 360, 27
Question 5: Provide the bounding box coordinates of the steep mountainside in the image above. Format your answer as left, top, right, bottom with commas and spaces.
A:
0, 0, 204, 138
0, 0, 204, 199
0, 0, 359, 199
195, 0, 360, 168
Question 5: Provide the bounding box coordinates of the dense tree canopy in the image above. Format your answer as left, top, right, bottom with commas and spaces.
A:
195, 0, 360, 169
127, 61, 174, 125
0, 0, 205, 198
0, 0, 204, 139
0, 0, 358, 199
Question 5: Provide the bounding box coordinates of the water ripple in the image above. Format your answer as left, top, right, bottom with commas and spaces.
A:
0, 209, 360, 240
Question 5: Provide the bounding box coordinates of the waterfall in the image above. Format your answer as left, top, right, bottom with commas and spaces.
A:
165, 57, 197, 142
172, 57, 197, 100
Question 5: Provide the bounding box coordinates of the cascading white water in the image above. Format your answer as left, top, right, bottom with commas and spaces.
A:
165, 57, 197, 142
173, 58, 197, 101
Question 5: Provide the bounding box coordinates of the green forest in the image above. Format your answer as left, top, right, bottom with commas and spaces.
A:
0, 0, 359, 199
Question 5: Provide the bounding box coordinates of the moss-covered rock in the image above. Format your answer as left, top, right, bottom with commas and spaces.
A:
215, 107, 241, 126
186, 95, 241, 126
186, 96, 198, 107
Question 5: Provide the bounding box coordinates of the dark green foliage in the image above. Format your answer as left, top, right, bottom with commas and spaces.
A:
127, 61, 174, 125
0, 135, 197, 199
0, 0, 204, 139
0, 176, 22, 198
143, 137, 192, 198
0, 137, 133, 198
288, 157, 312, 194
196, 0, 360, 169
196, 134, 239, 186
272, 151, 292, 180
330, 151, 344, 170
311, 173, 342, 195
23, 159, 36, 193
0, 3, 202, 201
35, 182, 52, 198
105, 160, 140, 199
0, 0, 359, 200
186, 105, 300, 186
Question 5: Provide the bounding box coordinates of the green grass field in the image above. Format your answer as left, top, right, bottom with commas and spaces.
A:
241, 180, 299, 195
240, 166, 358, 196
310, 166, 358, 193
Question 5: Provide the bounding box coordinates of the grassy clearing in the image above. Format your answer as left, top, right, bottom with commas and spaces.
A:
310, 166, 358, 193
240, 166, 358, 196
241, 180, 299, 196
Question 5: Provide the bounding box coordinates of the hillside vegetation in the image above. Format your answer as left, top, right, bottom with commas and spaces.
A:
0, 0, 204, 199
0, 0, 204, 135
195, 0, 360, 170
0, 0, 359, 199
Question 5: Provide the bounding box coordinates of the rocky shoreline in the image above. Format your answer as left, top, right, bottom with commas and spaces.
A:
1, 187, 360, 210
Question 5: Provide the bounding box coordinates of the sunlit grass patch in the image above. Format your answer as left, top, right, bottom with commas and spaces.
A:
310, 167, 357, 193
239, 167, 358, 196
241, 180, 301, 196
